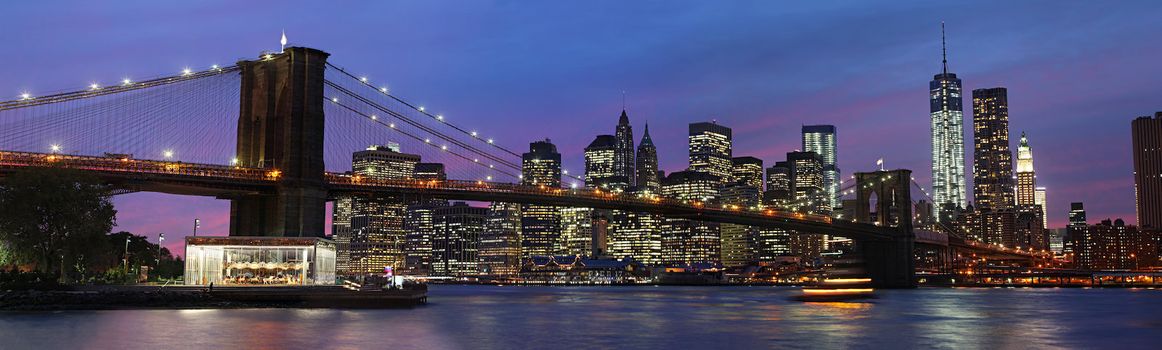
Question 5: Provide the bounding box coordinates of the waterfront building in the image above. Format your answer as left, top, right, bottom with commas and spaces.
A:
930, 24, 968, 221
431, 202, 487, 277
688, 122, 733, 185
585, 135, 625, 189
346, 144, 419, 275
1133, 112, 1162, 230
480, 202, 522, 277
185, 236, 336, 286
802, 125, 839, 210
521, 139, 562, 258
636, 124, 661, 193
614, 110, 637, 187
608, 210, 662, 265
1083, 219, 1156, 270
404, 201, 444, 275
559, 207, 594, 256
660, 170, 721, 266
720, 182, 762, 268
331, 196, 353, 275
972, 87, 1015, 211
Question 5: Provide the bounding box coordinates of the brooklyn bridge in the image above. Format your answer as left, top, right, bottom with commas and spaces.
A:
0, 47, 1052, 288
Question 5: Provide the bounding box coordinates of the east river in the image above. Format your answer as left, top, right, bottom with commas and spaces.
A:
2, 285, 1161, 349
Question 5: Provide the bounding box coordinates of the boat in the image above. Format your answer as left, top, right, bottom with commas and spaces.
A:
793, 257, 875, 302
793, 278, 876, 302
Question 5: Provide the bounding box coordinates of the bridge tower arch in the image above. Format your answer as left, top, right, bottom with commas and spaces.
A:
853, 169, 915, 288
229, 47, 330, 237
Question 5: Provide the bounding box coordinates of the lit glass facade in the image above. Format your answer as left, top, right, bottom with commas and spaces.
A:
344, 144, 420, 275
585, 135, 623, 189
802, 125, 839, 210
521, 139, 562, 258
972, 87, 1015, 210
480, 202, 522, 276
432, 203, 487, 277
559, 207, 594, 256
185, 237, 336, 286
608, 210, 662, 265
930, 46, 967, 220
661, 170, 721, 266
688, 122, 733, 185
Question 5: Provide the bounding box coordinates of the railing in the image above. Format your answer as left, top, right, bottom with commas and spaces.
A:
0, 151, 273, 181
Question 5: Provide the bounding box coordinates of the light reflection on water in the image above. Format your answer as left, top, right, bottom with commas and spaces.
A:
1, 286, 1160, 349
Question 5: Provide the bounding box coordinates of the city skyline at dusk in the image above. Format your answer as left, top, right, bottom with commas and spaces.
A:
3, 1, 1161, 254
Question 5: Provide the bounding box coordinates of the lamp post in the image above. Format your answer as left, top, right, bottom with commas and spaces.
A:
123, 237, 131, 275
157, 233, 166, 271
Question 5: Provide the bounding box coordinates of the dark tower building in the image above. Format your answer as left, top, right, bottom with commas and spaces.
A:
972, 87, 1015, 210
614, 110, 636, 187
930, 24, 967, 222
1133, 112, 1162, 229
636, 124, 661, 193
521, 139, 562, 258
231, 47, 330, 237
585, 135, 623, 189
689, 121, 733, 185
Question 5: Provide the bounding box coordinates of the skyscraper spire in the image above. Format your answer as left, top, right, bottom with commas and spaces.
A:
941, 22, 948, 76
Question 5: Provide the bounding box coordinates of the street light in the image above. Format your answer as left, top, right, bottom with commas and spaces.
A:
123, 237, 131, 275
193, 218, 201, 236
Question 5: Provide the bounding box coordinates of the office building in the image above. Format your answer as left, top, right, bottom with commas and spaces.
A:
930, 24, 967, 220
345, 144, 419, 274
636, 124, 661, 193
480, 202, 522, 277
521, 139, 562, 258
1133, 112, 1162, 229
608, 209, 662, 265
660, 171, 721, 266
585, 135, 625, 189
559, 207, 594, 256
972, 87, 1015, 210
614, 110, 636, 187
802, 125, 839, 210
431, 202, 487, 277
732, 156, 765, 190
688, 122, 733, 185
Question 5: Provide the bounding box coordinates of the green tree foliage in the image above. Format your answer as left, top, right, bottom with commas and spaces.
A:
106, 231, 183, 280
0, 167, 116, 281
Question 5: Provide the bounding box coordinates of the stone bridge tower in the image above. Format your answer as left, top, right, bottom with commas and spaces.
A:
853, 169, 915, 288
229, 47, 330, 237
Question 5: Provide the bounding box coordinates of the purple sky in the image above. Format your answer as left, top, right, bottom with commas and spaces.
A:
3, 1, 1160, 254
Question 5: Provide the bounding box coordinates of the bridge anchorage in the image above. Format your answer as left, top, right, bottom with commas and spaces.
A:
0, 46, 1055, 289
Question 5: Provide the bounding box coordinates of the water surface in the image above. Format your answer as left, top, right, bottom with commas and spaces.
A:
2, 286, 1160, 349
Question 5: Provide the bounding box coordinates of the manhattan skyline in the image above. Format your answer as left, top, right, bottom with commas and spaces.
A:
3, 1, 1160, 254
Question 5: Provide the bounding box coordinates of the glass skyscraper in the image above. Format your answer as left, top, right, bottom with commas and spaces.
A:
930, 25, 967, 221
972, 87, 1015, 211
801, 125, 838, 210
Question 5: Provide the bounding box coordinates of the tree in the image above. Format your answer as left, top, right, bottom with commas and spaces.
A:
0, 166, 116, 281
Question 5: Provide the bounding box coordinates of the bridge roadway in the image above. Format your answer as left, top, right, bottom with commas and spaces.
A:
0, 150, 1054, 260
0, 150, 901, 241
